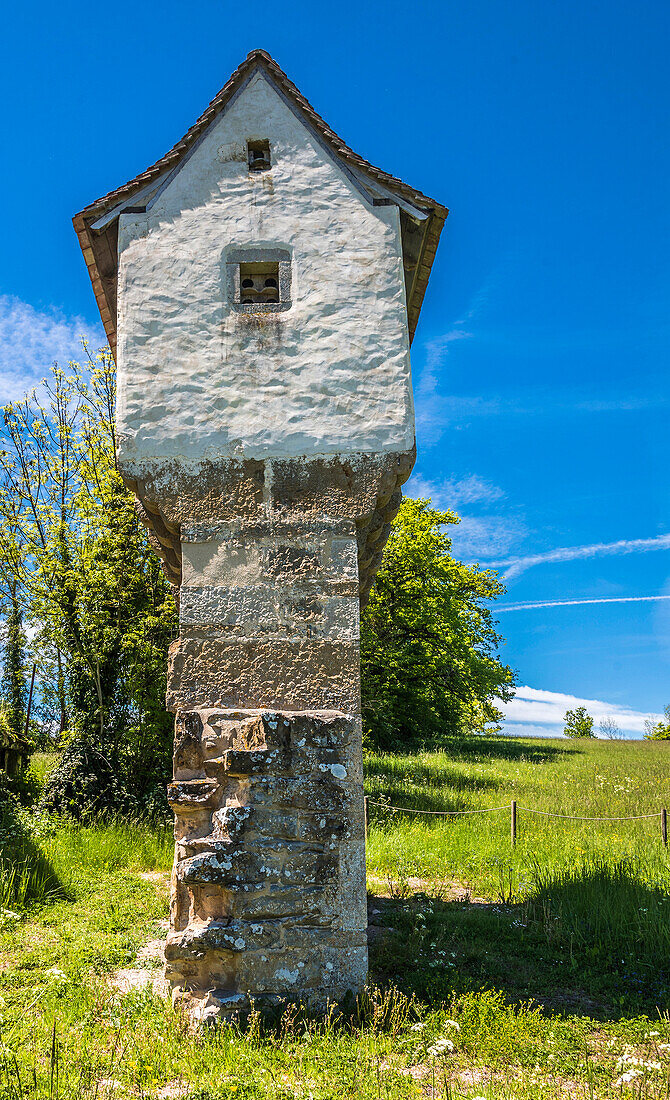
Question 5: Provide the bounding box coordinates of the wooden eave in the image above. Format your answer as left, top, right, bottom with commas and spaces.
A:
73, 49, 448, 356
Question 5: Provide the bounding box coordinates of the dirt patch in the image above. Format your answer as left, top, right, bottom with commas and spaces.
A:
111, 965, 169, 998
157, 1082, 188, 1099
138, 871, 170, 886
110, 918, 169, 998
535, 989, 610, 1016
367, 874, 489, 905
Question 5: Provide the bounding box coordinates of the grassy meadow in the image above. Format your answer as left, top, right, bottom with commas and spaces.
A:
1, 738, 670, 1099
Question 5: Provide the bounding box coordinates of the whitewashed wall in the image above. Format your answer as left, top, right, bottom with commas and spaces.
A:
116, 72, 414, 465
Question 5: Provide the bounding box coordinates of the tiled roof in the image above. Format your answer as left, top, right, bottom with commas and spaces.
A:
73, 49, 447, 354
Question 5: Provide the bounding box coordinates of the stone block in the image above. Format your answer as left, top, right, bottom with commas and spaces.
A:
166, 638, 360, 712
165, 919, 281, 960
179, 585, 359, 641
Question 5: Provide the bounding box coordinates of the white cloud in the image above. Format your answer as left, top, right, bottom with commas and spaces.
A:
497, 595, 670, 612
490, 533, 670, 581
412, 280, 501, 445
499, 685, 661, 738
450, 515, 526, 562
407, 472, 504, 510
413, 330, 480, 445
405, 472, 525, 562
0, 294, 102, 404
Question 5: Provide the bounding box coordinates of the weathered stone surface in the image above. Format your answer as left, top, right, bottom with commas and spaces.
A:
166, 706, 367, 1015
181, 525, 358, 586
126, 452, 413, 529
166, 638, 360, 713
179, 586, 359, 640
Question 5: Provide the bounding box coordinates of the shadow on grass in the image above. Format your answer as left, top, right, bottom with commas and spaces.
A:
369, 858, 670, 1020
364, 738, 574, 813
365, 761, 500, 814
440, 736, 578, 766
0, 799, 64, 909
367, 735, 574, 770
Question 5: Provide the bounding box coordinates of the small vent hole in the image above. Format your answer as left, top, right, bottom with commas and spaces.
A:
247, 140, 271, 172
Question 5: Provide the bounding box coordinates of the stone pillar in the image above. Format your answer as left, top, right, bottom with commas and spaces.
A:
151, 452, 412, 1024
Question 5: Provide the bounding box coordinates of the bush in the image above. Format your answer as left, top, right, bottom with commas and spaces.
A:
0, 772, 61, 907
40, 737, 136, 820
644, 705, 670, 740
563, 706, 595, 738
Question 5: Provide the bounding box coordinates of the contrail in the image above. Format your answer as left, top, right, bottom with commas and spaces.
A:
497, 595, 670, 612
488, 533, 670, 580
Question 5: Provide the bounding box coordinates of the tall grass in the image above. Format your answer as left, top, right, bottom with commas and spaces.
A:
0, 813, 172, 912
27, 751, 60, 791
525, 856, 670, 967
44, 817, 173, 880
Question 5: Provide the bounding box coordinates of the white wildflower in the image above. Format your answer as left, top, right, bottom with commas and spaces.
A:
443, 1019, 460, 1031
410, 1022, 426, 1032
45, 967, 67, 981
427, 1037, 454, 1057
615, 1069, 643, 1085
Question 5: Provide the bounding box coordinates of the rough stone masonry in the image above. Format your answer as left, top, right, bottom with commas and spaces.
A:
74, 49, 446, 1024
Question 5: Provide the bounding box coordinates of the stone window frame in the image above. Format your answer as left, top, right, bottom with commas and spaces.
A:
226, 247, 292, 314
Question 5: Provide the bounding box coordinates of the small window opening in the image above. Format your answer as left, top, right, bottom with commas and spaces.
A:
247, 140, 271, 172
239, 261, 279, 304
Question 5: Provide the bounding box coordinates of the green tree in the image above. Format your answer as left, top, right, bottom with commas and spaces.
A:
0, 579, 26, 743
563, 706, 595, 738
0, 347, 177, 814
644, 706, 670, 740
360, 497, 516, 749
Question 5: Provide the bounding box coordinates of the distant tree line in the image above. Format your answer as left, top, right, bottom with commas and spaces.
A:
562, 706, 670, 740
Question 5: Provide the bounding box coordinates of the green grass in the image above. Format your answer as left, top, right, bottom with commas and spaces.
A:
366, 737, 670, 895
27, 752, 60, 791
2, 737, 670, 1098
366, 738, 670, 1014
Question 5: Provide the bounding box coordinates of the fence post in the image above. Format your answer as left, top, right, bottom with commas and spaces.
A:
662, 808, 667, 849
511, 800, 517, 847
364, 796, 369, 843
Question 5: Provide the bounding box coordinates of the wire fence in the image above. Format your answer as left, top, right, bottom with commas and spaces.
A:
364, 797, 669, 847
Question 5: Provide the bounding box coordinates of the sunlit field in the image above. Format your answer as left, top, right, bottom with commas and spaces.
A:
366, 736, 670, 895
1, 738, 669, 1099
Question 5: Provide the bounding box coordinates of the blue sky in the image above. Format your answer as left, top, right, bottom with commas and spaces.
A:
1, 0, 668, 737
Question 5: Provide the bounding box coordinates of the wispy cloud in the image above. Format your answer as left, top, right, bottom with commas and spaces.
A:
0, 294, 101, 404
498, 595, 670, 612
500, 685, 661, 738
418, 473, 505, 510
489, 533, 670, 581
450, 515, 527, 562
407, 472, 505, 511
405, 471, 526, 562
412, 281, 500, 445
